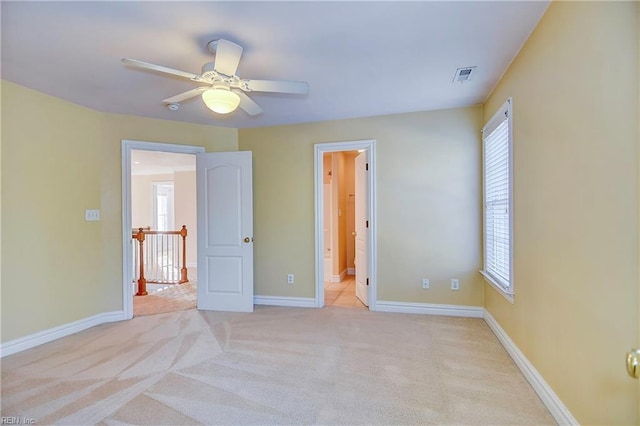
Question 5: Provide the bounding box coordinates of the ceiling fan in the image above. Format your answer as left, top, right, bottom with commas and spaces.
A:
122, 39, 309, 116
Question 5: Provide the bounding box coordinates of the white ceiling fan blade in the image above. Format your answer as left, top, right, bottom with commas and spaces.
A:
233, 90, 263, 116
122, 58, 198, 80
211, 39, 243, 76
242, 79, 309, 94
162, 87, 208, 103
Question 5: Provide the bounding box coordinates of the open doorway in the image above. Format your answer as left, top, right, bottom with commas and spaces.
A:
130, 149, 198, 316
122, 141, 205, 319
314, 140, 377, 310
322, 151, 365, 309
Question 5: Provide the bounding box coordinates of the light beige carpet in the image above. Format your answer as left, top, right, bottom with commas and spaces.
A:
133, 281, 197, 317
1, 307, 555, 425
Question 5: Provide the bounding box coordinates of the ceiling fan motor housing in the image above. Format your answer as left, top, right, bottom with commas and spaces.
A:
207, 40, 220, 54
122, 38, 308, 117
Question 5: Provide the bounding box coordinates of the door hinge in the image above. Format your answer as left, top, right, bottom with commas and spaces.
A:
366, 220, 369, 228
365, 163, 369, 171
366, 278, 369, 286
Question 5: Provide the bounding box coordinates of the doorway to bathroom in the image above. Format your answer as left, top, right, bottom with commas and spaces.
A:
314, 140, 377, 310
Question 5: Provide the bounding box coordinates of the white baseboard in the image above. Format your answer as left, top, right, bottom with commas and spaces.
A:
0, 311, 126, 358
347, 268, 355, 275
375, 301, 484, 318
329, 269, 348, 282
254, 295, 317, 308
483, 310, 578, 425
328, 269, 344, 283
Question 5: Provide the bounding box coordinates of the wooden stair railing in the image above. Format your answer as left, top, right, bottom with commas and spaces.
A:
132, 225, 188, 296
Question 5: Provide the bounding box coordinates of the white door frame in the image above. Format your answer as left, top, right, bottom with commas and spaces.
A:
121, 140, 205, 319
314, 139, 377, 310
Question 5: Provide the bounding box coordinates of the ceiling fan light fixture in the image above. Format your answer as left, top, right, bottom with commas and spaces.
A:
123, 39, 306, 118
201, 88, 240, 114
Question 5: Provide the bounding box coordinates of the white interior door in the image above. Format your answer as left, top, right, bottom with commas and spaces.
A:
196, 151, 253, 312
355, 151, 369, 306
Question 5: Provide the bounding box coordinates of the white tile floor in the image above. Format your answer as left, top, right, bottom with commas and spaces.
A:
324, 275, 367, 309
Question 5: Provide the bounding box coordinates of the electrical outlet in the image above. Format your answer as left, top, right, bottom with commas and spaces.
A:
287, 274, 294, 284
85, 209, 100, 221
451, 279, 460, 291
422, 278, 430, 289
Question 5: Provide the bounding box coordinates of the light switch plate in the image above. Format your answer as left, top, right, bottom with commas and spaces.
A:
451, 279, 460, 291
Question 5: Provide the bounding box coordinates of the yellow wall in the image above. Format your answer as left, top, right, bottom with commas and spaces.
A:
1, 80, 237, 343
483, 2, 639, 424
239, 106, 484, 305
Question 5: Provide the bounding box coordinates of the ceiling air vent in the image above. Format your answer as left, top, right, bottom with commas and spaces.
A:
453, 66, 477, 83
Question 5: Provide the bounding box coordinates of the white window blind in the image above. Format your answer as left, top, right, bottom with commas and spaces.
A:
482, 99, 513, 296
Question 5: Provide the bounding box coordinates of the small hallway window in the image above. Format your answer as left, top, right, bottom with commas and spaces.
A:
154, 182, 174, 231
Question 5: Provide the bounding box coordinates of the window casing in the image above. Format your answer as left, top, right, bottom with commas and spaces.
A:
481, 98, 514, 301
153, 182, 175, 231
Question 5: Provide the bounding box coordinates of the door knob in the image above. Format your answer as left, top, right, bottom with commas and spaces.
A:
352, 232, 357, 237
626, 349, 640, 378
243, 237, 252, 243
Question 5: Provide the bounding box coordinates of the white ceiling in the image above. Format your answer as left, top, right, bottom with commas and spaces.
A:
131, 150, 195, 176
1, 1, 549, 129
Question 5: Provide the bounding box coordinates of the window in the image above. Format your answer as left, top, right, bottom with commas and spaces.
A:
153, 182, 174, 231
481, 98, 514, 301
